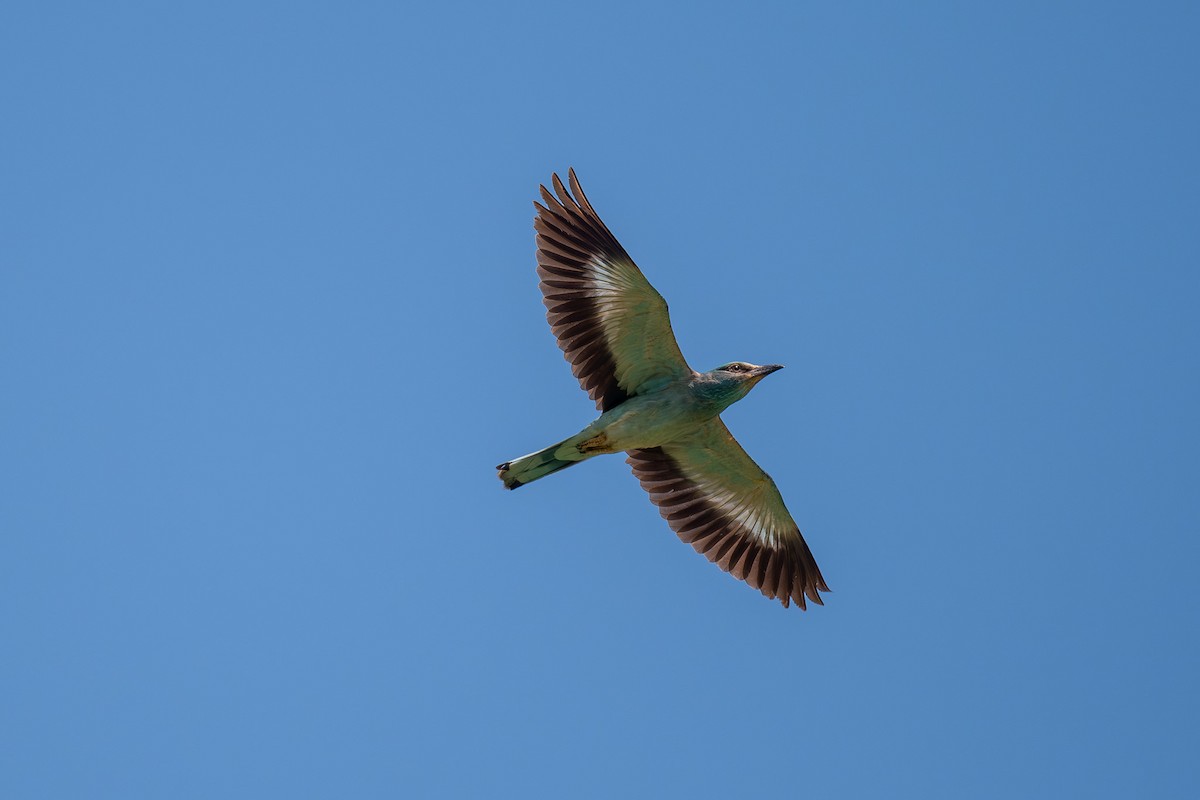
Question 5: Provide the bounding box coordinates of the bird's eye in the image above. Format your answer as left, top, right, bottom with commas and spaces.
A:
727, 364, 743, 372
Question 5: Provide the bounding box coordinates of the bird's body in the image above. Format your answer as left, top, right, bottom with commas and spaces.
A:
591, 376, 718, 450
498, 170, 830, 609
500, 364, 780, 484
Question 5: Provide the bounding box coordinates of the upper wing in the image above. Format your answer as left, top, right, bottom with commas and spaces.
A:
627, 418, 829, 609
535, 169, 691, 412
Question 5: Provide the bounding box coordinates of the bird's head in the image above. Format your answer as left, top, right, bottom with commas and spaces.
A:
702, 362, 784, 408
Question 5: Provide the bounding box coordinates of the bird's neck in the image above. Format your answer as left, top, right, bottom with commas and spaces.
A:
690, 372, 747, 412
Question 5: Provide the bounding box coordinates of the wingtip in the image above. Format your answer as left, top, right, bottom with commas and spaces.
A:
792, 583, 829, 610
551, 172, 571, 206
541, 168, 585, 210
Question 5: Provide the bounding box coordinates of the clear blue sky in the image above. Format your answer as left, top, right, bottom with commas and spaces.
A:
3, 2, 1198, 797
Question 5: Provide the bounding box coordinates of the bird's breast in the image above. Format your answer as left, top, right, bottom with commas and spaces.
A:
593, 389, 715, 451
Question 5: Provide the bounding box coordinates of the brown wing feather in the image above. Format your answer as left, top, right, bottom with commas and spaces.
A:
534, 169, 689, 411
626, 441, 830, 609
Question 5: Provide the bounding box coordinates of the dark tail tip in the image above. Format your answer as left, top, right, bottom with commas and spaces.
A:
497, 461, 522, 490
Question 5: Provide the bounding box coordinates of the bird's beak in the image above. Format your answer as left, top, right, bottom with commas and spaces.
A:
747, 364, 783, 386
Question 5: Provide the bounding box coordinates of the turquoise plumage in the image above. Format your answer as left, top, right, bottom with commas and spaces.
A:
498, 170, 829, 609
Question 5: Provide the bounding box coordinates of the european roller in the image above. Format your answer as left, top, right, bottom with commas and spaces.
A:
497, 170, 829, 609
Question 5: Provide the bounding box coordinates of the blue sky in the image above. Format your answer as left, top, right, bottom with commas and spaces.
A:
2, 2, 1198, 797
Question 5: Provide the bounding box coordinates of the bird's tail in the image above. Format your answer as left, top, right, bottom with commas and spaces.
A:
496, 439, 581, 490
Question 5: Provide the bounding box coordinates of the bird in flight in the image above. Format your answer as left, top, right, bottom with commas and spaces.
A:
497, 170, 829, 609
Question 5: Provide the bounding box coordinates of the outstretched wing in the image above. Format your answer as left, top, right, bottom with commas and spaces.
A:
627, 418, 829, 609
535, 169, 691, 412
